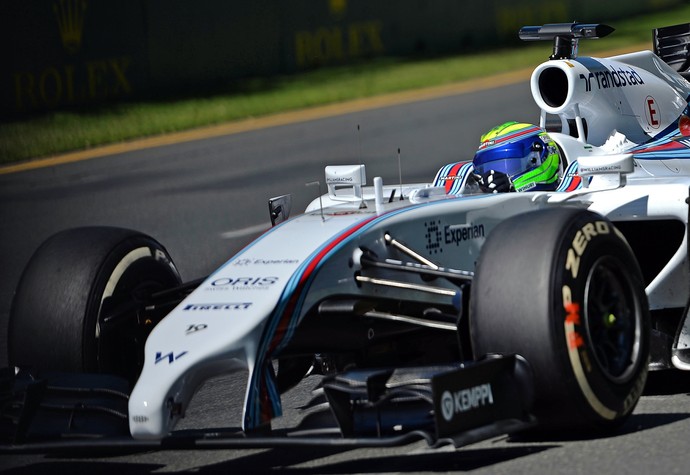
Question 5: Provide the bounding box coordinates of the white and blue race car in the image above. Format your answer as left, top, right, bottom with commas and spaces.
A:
3, 21, 690, 452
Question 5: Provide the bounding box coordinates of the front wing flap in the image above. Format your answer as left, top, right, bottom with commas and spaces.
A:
0, 355, 534, 453
323, 354, 535, 446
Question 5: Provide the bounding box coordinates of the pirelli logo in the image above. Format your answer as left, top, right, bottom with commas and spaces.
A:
565, 221, 610, 279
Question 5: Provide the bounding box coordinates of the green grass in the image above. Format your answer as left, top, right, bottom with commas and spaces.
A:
2, 5, 689, 165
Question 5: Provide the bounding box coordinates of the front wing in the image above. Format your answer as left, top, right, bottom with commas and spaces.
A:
0, 355, 534, 453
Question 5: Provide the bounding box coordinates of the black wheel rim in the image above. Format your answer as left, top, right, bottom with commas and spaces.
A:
96, 257, 180, 382
584, 256, 642, 383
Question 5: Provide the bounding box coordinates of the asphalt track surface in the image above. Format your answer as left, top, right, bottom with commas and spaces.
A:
2, 77, 690, 473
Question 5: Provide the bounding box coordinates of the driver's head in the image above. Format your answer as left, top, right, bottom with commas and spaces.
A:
473, 122, 562, 191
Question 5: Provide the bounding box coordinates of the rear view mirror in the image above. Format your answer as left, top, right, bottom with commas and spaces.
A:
578, 153, 634, 190
268, 194, 292, 226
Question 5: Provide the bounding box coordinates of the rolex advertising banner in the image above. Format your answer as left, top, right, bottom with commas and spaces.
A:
3, 1, 148, 116
1, 0, 683, 117
144, 1, 280, 95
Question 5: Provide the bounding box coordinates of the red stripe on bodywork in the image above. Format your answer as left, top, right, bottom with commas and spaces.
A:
256, 215, 380, 423
636, 141, 684, 154
564, 176, 582, 191
267, 215, 379, 355
444, 163, 463, 193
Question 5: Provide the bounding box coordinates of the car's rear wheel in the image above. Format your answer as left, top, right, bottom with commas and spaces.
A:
470, 208, 649, 431
8, 227, 181, 383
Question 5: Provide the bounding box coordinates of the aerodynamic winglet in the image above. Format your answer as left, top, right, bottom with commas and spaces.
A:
519, 23, 615, 59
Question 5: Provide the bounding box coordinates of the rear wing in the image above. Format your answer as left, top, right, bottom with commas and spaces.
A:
653, 23, 690, 79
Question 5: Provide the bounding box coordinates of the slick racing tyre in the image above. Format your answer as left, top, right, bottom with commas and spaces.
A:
470, 208, 649, 431
9, 227, 181, 383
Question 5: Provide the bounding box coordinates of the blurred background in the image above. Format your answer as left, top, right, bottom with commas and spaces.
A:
4, 0, 685, 116
1, 0, 687, 165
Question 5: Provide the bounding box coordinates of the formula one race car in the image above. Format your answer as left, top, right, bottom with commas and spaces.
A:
2, 21, 690, 453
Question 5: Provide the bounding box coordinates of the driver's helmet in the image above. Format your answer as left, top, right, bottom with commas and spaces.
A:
472, 122, 562, 191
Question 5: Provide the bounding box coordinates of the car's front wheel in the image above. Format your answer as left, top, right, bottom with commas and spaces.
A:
8, 227, 182, 383
470, 208, 649, 431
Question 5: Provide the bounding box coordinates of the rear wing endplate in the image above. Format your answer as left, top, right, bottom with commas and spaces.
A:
653, 23, 690, 79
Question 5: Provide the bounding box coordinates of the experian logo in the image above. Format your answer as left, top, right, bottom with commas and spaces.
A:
440, 383, 494, 421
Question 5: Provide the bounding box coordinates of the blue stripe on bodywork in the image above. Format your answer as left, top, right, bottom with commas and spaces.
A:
243, 198, 465, 429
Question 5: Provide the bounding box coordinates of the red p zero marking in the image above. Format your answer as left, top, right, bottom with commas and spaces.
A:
645, 96, 660, 129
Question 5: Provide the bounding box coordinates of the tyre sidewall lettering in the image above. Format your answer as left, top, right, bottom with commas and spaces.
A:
565, 220, 610, 280
470, 208, 648, 429
558, 217, 648, 419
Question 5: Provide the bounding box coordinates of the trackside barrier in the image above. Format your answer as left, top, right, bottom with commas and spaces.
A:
1, 0, 683, 116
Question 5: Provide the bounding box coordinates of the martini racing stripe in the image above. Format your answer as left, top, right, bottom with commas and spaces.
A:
630, 97, 690, 160
252, 217, 379, 425
433, 161, 474, 195
244, 204, 439, 428
556, 161, 584, 192
632, 139, 690, 159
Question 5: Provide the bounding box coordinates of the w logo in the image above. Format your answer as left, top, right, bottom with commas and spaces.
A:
155, 351, 188, 364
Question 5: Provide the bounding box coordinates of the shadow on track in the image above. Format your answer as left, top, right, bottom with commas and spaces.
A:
1, 444, 557, 474
644, 370, 690, 396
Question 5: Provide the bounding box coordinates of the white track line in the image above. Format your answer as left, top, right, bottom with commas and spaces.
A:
220, 223, 271, 239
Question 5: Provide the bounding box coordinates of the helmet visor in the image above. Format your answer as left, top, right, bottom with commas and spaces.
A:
473, 140, 544, 178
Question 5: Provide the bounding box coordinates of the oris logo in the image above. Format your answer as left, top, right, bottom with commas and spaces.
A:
208, 277, 279, 290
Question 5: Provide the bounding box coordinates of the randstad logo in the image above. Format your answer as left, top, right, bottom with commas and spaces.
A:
53, 0, 88, 55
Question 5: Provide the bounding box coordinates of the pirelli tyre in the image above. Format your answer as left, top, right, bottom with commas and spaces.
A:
470, 208, 649, 431
9, 227, 181, 383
